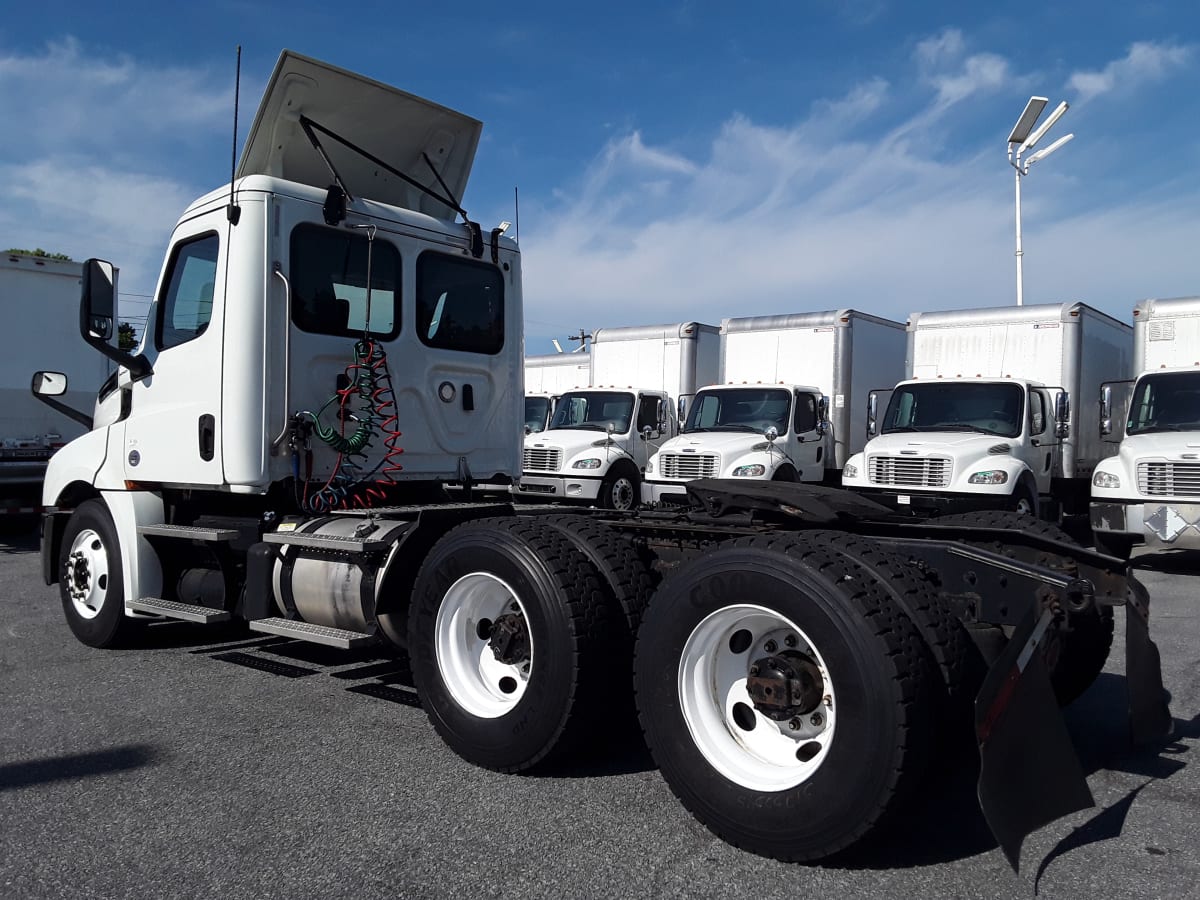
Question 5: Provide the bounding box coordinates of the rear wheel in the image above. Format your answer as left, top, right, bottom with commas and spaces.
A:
59, 500, 137, 649
408, 518, 613, 772
634, 533, 936, 862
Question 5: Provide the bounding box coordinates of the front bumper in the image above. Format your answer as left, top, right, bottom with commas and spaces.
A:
642, 479, 692, 506
846, 487, 1015, 516
513, 473, 602, 502
1091, 500, 1200, 549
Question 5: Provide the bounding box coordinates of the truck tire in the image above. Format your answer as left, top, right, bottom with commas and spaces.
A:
934, 510, 1114, 707
58, 500, 138, 649
599, 467, 639, 511
408, 517, 614, 773
633, 533, 936, 862
1010, 481, 1039, 517
801, 531, 984, 728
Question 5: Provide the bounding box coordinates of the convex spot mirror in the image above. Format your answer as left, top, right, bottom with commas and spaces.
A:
32, 371, 68, 397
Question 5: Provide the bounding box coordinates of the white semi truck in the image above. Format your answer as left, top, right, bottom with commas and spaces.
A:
523, 351, 590, 434
32, 50, 1169, 870
642, 310, 905, 505
1091, 296, 1200, 558
1, 253, 111, 515
842, 302, 1132, 519
514, 322, 719, 509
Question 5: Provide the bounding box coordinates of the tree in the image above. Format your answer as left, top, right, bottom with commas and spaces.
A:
118, 322, 138, 351
4, 248, 73, 261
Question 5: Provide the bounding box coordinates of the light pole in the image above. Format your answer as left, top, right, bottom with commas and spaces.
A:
1007, 97, 1074, 306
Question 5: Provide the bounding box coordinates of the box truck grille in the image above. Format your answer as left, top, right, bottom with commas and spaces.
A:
523, 447, 563, 472
659, 453, 720, 479
869, 455, 951, 488
1137, 462, 1200, 497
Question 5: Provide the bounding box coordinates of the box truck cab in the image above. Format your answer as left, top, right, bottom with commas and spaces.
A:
514, 322, 718, 509
842, 302, 1131, 518
642, 310, 905, 505
1091, 297, 1200, 557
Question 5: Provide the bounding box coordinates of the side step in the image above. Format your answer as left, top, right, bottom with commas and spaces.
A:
262, 531, 390, 554
137, 524, 238, 542
129, 597, 231, 623
249, 617, 378, 649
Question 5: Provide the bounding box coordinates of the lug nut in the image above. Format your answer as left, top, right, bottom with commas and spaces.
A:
784, 634, 797, 648
788, 717, 801, 731
810, 713, 823, 727
748, 665, 759, 676
764, 640, 778, 653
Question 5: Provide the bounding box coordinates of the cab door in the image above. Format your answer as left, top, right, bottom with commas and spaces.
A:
634, 393, 670, 469
790, 391, 824, 481
1028, 388, 1056, 492
122, 217, 226, 485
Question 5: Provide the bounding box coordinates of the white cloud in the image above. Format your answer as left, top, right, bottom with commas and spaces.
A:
914, 28, 1009, 108
1067, 41, 1194, 103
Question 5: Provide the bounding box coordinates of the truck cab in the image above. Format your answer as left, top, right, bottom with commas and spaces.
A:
642, 383, 826, 505
1091, 366, 1200, 557
514, 387, 673, 509
524, 393, 557, 435
841, 376, 1068, 516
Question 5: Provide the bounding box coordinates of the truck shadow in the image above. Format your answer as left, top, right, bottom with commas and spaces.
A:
1131, 548, 1200, 575
0, 521, 40, 553
0, 743, 160, 791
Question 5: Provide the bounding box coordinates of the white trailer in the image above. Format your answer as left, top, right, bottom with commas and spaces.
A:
515, 322, 718, 508
523, 351, 590, 434
1, 254, 111, 513
842, 302, 1132, 518
643, 310, 905, 505
30, 50, 1167, 872
1091, 296, 1200, 557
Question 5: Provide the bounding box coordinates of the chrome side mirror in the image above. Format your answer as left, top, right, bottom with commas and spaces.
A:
1099, 384, 1112, 437
1055, 391, 1071, 439
764, 425, 779, 443
867, 392, 878, 438
816, 395, 830, 436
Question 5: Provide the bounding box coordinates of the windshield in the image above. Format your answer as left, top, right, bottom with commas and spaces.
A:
683, 388, 791, 434
525, 396, 552, 433
549, 391, 635, 433
1127, 371, 1200, 434
882, 382, 1024, 438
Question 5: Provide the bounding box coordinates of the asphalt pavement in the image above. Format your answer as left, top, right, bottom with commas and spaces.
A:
1, 522, 1198, 899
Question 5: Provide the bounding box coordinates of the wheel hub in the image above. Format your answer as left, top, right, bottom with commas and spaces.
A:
746, 650, 824, 721
487, 612, 530, 665
67, 552, 91, 600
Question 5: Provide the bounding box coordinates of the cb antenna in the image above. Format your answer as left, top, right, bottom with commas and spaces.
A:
514, 185, 520, 244
227, 45, 242, 225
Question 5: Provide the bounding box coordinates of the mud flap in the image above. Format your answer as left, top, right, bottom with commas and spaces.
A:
1124, 579, 1172, 746
975, 608, 1094, 871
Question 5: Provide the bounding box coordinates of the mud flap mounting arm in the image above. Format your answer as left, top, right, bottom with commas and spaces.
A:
974, 607, 1094, 872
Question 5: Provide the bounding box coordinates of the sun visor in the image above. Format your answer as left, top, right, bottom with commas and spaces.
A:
237, 51, 482, 219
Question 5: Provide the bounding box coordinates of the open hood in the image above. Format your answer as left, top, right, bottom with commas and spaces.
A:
237, 50, 482, 219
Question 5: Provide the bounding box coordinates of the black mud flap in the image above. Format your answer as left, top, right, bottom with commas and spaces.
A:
1124, 578, 1173, 745
975, 608, 1094, 871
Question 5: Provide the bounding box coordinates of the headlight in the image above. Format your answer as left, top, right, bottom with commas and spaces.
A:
732, 464, 766, 477
968, 470, 1009, 485
843, 463, 858, 479
1093, 471, 1121, 489
572, 458, 602, 470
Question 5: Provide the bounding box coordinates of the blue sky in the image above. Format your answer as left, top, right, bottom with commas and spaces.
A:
2, 1, 1199, 353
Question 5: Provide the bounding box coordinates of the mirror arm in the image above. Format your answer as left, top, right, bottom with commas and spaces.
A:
32, 394, 93, 430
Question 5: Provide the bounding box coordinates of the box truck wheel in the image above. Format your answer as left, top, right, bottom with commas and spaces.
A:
633, 534, 936, 862
1010, 481, 1039, 517
599, 466, 639, 511
58, 500, 138, 649
935, 511, 1114, 706
408, 518, 613, 772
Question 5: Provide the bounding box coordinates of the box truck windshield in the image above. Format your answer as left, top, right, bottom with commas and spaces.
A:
1126, 371, 1200, 434
550, 391, 634, 433
883, 382, 1024, 439
685, 387, 791, 434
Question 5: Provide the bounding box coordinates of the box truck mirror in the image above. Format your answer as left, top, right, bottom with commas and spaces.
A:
817, 395, 830, 436
867, 392, 878, 438
1099, 384, 1112, 436
1055, 391, 1071, 439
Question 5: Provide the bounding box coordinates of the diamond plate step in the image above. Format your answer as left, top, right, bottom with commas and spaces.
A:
137, 524, 239, 542
248, 617, 377, 649
262, 531, 390, 554
129, 597, 231, 623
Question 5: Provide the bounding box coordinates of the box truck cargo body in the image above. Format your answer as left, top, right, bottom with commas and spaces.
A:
1092, 296, 1200, 556
643, 310, 905, 505
515, 322, 718, 508
842, 302, 1132, 517
523, 352, 590, 434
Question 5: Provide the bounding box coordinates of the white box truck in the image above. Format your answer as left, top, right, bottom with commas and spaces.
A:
1, 253, 111, 514
514, 322, 718, 508
643, 310, 905, 505
523, 351, 589, 434
842, 302, 1132, 518
30, 50, 1169, 870
1091, 296, 1200, 557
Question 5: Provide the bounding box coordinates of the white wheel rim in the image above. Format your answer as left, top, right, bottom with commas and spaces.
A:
435, 572, 533, 718
678, 604, 836, 792
65, 528, 111, 620
611, 477, 635, 509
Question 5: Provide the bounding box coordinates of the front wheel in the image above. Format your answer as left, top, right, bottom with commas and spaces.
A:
634, 534, 936, 862
599, 468, 639, 511
59, 499, 135, 648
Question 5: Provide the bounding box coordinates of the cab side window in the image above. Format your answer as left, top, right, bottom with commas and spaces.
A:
1030, 391, 1047, 435
637, 395, 662, 432
794, 392, 818, 433
157, 234, 219, 350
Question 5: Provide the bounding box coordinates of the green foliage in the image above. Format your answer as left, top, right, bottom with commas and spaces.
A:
4, 248, 73, 261
118, 322, 138, 351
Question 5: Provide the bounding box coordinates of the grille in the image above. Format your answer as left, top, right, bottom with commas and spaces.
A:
869, 455, 951, 488
659, 453, 720, 479
1137, 461, 1200, 497
522, 447, 563, 472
